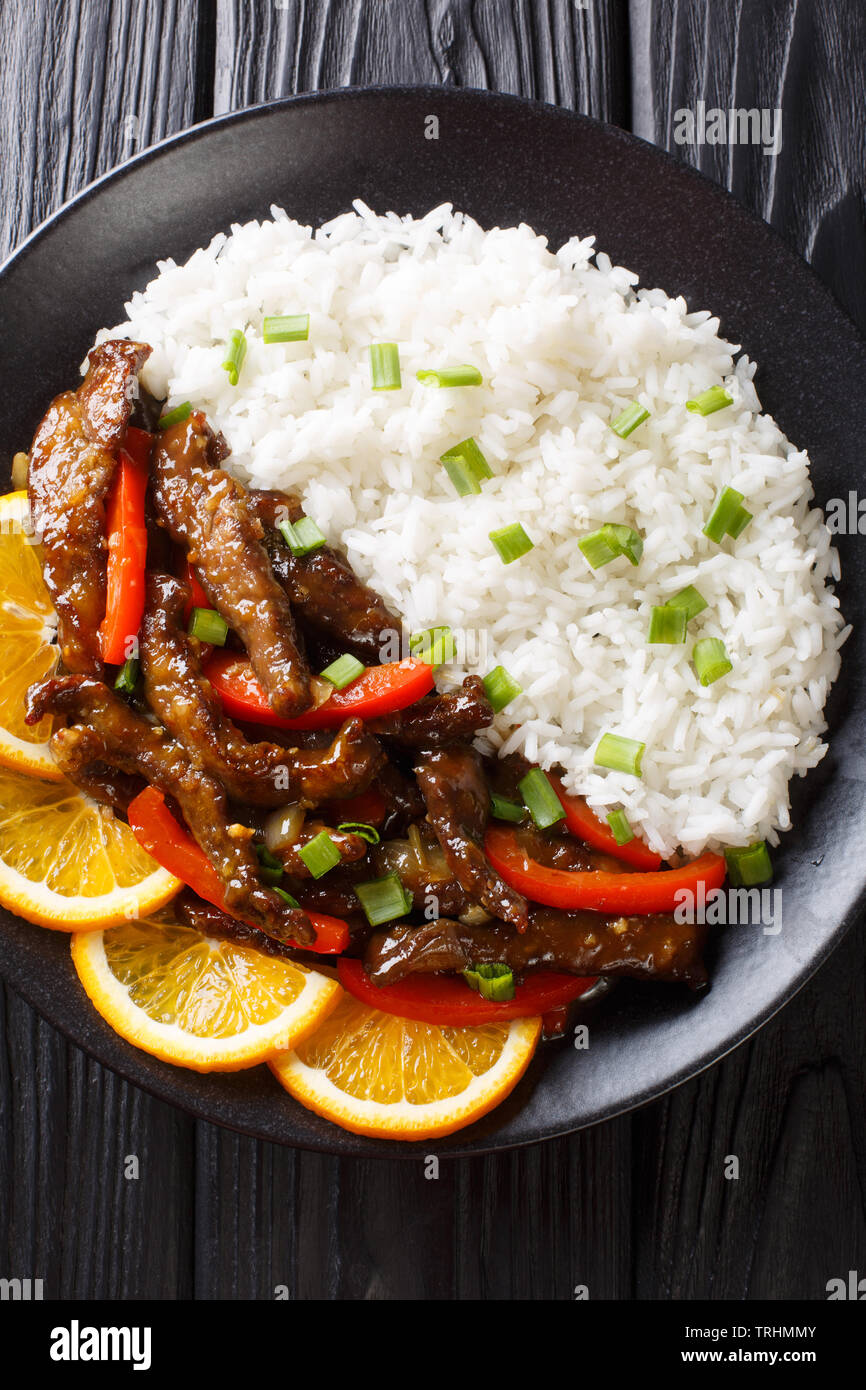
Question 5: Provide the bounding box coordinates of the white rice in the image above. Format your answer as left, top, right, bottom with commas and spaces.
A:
93, 201, 849, 858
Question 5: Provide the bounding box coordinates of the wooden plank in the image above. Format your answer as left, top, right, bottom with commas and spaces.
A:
214, 0, 629, 122
0, 0, 206, 1299
629, 0, 866, 330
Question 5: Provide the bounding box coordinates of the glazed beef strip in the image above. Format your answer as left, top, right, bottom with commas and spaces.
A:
275, 820, 370, 877
25, 676, 315, 945
140, 572, 383, 806
27, 339, 151, 675
368, 677, 494, 748
365, 908, 707, 989
415, 746, 529, 931
175, 890, 301, 961
248, 488, 402, 662
151, 414, 316, 718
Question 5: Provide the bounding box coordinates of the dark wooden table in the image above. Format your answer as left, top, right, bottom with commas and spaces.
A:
1, 0, 864, 1301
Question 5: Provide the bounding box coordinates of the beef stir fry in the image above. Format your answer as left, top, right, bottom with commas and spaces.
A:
23, 340, 709, 1010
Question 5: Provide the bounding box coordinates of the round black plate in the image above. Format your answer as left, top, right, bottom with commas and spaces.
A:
1, 88, 864, 1158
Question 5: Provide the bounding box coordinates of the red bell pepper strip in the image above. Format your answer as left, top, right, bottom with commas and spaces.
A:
182, 559, 210, 620
546, 773, 662, 870
484, 825, 726, 914
322, 785, 389, 828
98, 430, 152, 665
126, 786, 349, 954
203, 652, 435, 730
337, 957, 596, 1026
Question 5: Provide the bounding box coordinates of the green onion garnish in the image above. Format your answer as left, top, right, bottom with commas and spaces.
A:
610, 402, 650, 438
519, 768, 566, 830
440, 437, 493, 497
703, 486, 752, 544
595, 733, 645, 778
278, 515, 327, 557
606, 809, 634, 845
113, 658, 139, 695
667, 585, 708, 623
724, 841, 772, 887
578, 522, 643, 569
263, 313, 310, 344
369, 343, 401, 391
297, 830, 342, 879
462, 962, 515, 1002
409, 627, 455, 668
482, 665, 523, 713
647, 605, 687, 644
221, 330, 247, 386
319, 653, 365, 690
273, 885, 301, 909
489, 793, 524, 823
354, 873, 413, 927
693, 637, 732, 687
254, 842, 284, 885
336, 822, 381, 845
489, 522, 534, 565
686, 386, 733, 416
156, 402, 192, 430
417, 366, 482, 388
188, 607, 229, 646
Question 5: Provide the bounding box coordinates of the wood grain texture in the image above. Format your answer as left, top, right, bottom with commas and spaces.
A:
1, 0, 865, 1302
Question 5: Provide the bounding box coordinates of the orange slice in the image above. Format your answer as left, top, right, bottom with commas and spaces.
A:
270, 990, 541, 1139
0, 489, 61, 780
71, 912, 342, 1071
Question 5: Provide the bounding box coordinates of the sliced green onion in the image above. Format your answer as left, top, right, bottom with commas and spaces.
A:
489, 522, 533, 565
113, 658, 139, 695
462, 962, 515, 1002
724, 841, 772, 887
273, 885, 301, 909
156, 401, 192, 430
354, 873, 413, 927
263, 313, 310, 344
610, 402, 650, 438
703, 486, 750, 544
369, 342, 401, 390
297, 830, 342, 879
336, 822, 381, 845
519, 768, 566, 830
221, 330, 247, 386
409, 627, 455, 668
647, 605, 687, 644
489, 793, 524, 823
482, 665, 523, 714
254, 842, 284, 885
667, 585, 708, 623
578, 522, 643, 569
188, 607, 229, 646
686, 385, 733, 416
417, 365, 482, 388
693, 637, 733, 687
595, 733, 645, 778
606, 809, 634, 846
319, 653, 365, 690
440, 437, 492, 496
278, 515, 327, 557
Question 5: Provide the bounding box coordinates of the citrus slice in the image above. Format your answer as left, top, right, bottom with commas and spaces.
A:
270, 991, 542, 1139
0, 765, 181, 929
0, 489, 62, 780
71, 913, 342, 1071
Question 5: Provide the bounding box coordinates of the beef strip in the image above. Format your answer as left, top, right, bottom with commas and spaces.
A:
415, 745, 529, 930
376, 759, 426, 833
365, 908, 707, 989
368, 677, 494, 748
25, 675, 315, 945
27, 339, 151, 675
175, 889, 301, 961
511, 822, 634, 874
248, 488, 402, 662
151, 414, 315, 717
140, 572, 383, 806
275, 820, 370, 877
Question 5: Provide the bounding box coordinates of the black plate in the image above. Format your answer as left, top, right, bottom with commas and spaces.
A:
1, 88, 864, 1158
